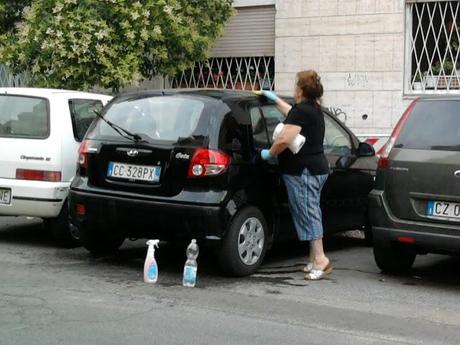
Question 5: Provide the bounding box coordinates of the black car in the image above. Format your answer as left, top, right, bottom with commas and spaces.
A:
69, 89, 376, 276
370, 97, 460, 273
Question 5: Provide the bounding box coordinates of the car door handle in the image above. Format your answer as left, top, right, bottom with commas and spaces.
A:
455, 170, 460, 178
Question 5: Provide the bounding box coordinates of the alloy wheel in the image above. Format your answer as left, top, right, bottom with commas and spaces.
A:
237, 217, 265, 266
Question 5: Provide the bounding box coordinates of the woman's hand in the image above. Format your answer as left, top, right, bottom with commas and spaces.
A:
261, 91, 279, 102
260, 149, 273, 161
261, 91, 292, 117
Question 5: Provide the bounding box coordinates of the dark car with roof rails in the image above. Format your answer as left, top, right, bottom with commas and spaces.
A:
370, 96, 460, 273
69, 89, 377, 276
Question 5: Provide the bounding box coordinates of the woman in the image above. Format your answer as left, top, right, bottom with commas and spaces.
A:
260, 70, 331, 280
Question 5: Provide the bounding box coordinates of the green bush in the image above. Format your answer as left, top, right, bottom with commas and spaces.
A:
0, 0, 233, 92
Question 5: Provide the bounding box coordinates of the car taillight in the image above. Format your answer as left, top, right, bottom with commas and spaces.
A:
377, 99, 417, 170
78, 139, 90, 169
187, 149, 231, 178
75, 203, 86, 215
16, 169, 61, 182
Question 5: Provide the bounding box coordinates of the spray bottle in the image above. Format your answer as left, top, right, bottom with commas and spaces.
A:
144, 239, 160, 283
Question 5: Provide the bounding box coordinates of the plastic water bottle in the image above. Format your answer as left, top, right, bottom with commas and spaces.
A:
183, 239, 199, 287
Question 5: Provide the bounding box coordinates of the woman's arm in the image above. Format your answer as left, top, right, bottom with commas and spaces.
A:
260, 124, 301, 160
261, 91, 292, 117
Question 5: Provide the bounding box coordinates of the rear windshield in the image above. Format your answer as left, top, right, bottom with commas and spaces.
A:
89, 96, 205, 142
0, 95, 49, 139
395, 100, 460, 151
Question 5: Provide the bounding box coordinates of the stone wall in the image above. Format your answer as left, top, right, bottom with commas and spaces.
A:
274, 0, 411, 135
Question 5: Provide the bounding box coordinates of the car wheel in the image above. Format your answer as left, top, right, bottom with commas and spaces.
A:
218, 206, 268, 277
79, 222, 125, 255
373, 241, 416, 273
44, 201, 80, 248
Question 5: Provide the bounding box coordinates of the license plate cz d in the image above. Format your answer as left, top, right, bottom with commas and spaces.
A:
107, 162, 161, 183
427, 200, 460, 221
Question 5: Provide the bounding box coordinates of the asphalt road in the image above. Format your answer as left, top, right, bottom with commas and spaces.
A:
1, 217, 459, 345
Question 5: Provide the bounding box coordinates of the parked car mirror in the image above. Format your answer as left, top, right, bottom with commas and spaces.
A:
335, 155, 357, 170
357, 142, 375, 157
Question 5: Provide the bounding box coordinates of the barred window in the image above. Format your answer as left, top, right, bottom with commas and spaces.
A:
406, 0, 460, 93
169, 56, 275, 91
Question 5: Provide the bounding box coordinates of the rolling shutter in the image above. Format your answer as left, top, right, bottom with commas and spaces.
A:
211, 6, 275, 58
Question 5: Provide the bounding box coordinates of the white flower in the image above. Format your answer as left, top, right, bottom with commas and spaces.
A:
126, 31, 135, 40
140, 29, 149, 40
153, 26, 162, 36
163, 5, 173, 15
53, 4, 63, 14
94, 30, 107, 40
46, 28, 54, 35
96, 44, 105, 53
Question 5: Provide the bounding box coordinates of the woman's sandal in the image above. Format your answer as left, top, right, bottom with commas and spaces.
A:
304, 263, 333, 281
302, 263, 313, 273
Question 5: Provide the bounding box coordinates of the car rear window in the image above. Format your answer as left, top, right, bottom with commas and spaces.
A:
90, 96, 205, 142
0, 95, 49, 139
395, 100, 460, 151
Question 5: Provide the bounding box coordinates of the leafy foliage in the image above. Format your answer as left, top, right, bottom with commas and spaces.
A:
0, 0, 32, 34
0, 0, 233, 91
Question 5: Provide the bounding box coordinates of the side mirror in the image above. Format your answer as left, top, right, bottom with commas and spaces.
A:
357, 142, 375, 157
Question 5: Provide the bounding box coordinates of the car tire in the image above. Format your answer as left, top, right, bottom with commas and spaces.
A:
218, 206, 268, 277
44, 201, 80, 248
79, 222, 125, 255
373, 241, 416, 273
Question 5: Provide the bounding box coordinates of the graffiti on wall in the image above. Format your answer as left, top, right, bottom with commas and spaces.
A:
327, 107, 348, 123
346, 73, 368, 88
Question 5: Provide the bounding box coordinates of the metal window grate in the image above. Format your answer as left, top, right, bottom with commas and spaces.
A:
0, 64, 31, 87
406, 1, 460, 93
169, 56, 275, 91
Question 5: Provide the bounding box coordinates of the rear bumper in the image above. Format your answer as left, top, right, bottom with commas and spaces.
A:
0, 178, 68, 218
69, 189, 230, 240
369, 190, 460, 253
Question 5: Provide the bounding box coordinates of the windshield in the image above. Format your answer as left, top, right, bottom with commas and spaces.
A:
89, 96, 205, 142
0, 95, 49, 139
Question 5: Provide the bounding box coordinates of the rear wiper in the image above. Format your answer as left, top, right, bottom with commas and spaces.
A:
93, 110, 143, 142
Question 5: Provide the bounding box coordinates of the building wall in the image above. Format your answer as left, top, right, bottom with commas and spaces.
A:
275, 0, 411, 135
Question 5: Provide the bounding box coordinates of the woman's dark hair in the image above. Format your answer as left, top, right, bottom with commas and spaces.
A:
296, 70, 323, 106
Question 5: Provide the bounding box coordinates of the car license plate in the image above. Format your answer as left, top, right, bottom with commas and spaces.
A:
0, 188, 11, 205
427, 200, 460, 221
107, 162, 161, 183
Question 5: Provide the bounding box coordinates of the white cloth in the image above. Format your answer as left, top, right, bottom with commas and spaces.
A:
272, 123, 306, 154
